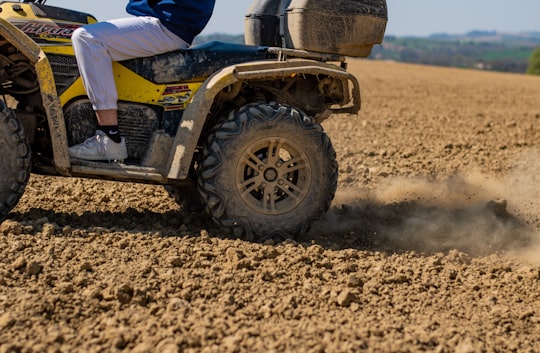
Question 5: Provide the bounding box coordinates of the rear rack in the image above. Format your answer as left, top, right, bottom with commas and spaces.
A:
267, 47, 346, 63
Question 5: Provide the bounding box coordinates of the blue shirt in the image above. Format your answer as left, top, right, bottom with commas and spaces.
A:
126, 0, 216, 44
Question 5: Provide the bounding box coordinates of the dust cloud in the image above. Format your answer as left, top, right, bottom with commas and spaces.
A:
310, 150, 540, 261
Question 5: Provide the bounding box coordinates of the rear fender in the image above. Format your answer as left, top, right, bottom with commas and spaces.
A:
166, 59, 360, 180
0, 18, 70, 175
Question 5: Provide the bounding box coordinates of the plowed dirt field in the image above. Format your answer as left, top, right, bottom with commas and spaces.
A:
1, 60, 539, 353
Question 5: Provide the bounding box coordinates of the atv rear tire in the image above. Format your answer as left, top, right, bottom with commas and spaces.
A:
198, 102, 338, 242
0, 101, 31, 223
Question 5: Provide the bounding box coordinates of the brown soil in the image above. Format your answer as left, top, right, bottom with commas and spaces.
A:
1, 60, 539, 353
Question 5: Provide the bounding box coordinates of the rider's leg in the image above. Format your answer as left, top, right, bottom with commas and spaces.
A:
69, 16, 189, 160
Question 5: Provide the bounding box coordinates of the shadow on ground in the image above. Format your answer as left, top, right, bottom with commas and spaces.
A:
7, 196, 537, 259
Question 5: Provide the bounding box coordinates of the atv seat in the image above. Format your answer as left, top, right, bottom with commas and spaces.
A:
119, 41, 274, 84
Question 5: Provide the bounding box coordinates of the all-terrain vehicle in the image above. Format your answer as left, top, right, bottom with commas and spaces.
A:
0, 0, 387, 241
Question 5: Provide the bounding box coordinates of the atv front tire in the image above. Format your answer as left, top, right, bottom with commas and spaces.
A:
198, 102, 338, 242
0, 101, 31, 222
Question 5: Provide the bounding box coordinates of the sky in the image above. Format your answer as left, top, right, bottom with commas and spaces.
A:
50, 0, 540, 37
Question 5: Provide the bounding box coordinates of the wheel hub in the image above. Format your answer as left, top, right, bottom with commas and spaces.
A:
264, 168, 278, 182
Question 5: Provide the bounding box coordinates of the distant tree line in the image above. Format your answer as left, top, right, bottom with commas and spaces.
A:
194, 34, 244, 45
370, 34, 540, 74
527, 47, 540, 75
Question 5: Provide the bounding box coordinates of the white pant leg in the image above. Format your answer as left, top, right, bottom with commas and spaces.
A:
72, 16, 189, 111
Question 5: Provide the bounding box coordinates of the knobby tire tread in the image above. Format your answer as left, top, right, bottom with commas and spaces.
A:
198, 102, 337, 242
0, 101, 31, 222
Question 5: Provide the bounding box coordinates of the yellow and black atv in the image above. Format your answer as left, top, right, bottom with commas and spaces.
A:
0, 0, 387, 241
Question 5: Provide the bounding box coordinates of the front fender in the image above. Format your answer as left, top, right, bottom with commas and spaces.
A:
0, 18, 70, 175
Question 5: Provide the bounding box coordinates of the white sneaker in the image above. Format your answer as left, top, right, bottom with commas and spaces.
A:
68, 130, 128, 161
